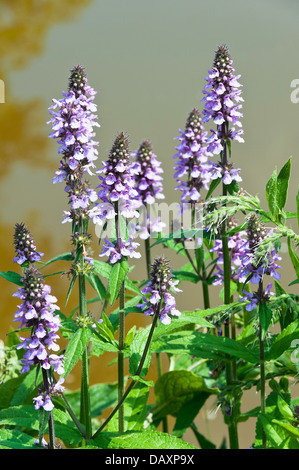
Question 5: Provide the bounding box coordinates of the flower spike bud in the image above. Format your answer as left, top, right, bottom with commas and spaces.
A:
173, 108, 212, 205
68, 64, 87, 97
138, 256, 182, 325
13, 222, 44, 265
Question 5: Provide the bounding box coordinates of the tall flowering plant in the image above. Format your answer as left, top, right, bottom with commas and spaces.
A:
0, 50, 299, 452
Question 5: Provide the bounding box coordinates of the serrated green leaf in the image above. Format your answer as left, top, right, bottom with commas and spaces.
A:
266, 319, 299, 361
152, 331, 259, 363
93, 259, 112, 279
153, 370, 218, 422
92, 430, 197, 449
108, 259, 129, 305
0, 429, 39, 449
259, 302, 273, 340
63, 327, 91, 378
129, 324, 152, 378
108, 382, 149, 432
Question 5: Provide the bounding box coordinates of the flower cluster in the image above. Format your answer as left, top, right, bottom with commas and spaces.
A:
13, 222, 44, 265
237, 214, 282, 311
173, 108, 212, 204
99, 237, 141, 264
202, 44, 244, 185
210, 218, 247, 286
138, 256, 182, 325
48, 64, 100, 225
96, 132, 140, 260
131, 140, 165, 239
13, 266, 64, 411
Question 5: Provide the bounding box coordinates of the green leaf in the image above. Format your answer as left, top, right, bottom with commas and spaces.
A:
0, 270, 23, 286
65, 274, 77, 307
258, 413, 299, 449
287, 237, 299, 277
129, 325, 152, 377
272, 419, 299, 439
259, 302, 273, 340
63, 327, 91, 378
289, 278, 299, 287
40, 252, 73, 269
64, 382, 118, 418
0, 405, 39, 430
38, 408, 50, 444
93, 259, 112, 279
0, 428, 39, 449
86, 273, 106, 300
92, 430, 197, 449
152, 370, 218, 422
172, 270, 200, 284
296, 190, 299, 228
108, 259, 129, 305
277, 158, 291, 210
266, 168, 278, 221
266, 318, 299, 361
153, 331, 259, 363
277, 395, 294, 421
108, 382, 149, 432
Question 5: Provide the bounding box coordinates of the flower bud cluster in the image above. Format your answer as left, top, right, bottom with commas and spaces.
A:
138, 257, 182, 325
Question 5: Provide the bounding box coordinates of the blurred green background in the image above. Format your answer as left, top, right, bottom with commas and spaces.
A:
0, 0, 298, 448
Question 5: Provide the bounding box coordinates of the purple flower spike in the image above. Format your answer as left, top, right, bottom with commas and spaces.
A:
13, 266, 64, 411
48, 65, 100, 224
138, 257, 182, 325
202, 45, 244, 185
131, 140, 166, 238
13, 222, 44, 265
131, 140, 165, 204
173, 108, 212, 205
96, 132, 140, 222
210, 218, 247, 286
235, 214, 281, 311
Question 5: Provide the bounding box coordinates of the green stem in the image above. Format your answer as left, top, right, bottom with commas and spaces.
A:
78, 256, 92, 438
42, 369, 55, 449
91, 300, 162, 439
118, 280, 125, 433
221, 132, 239, 450
115, 201, 126, 433
201, 261, 210, 309
258, 280, 267, 449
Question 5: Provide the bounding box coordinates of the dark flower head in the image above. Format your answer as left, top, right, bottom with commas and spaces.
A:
13, 222, 44, 265
68, 64, 88, 97
246, 213, 267, 252
138, 256, 182, 325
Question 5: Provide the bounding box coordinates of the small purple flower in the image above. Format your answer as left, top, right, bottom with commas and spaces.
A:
138, 257, 182, 325
99, 237, 141, 264
48, 65, 100, 224
13, 222, 44, 265
13, 266, 64, 411
173, 108, 212, 204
